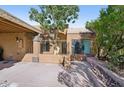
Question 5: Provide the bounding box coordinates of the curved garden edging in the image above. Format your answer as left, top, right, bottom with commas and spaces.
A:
86, 57, 124, 87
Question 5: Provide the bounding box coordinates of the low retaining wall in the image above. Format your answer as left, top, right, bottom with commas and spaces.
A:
21, 53, 35, 62
22, 53, 66, 64
86, 57, 124, 87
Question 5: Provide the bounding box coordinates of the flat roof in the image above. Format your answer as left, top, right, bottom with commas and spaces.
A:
67, 28, 94, 34
0, 8, 42, 33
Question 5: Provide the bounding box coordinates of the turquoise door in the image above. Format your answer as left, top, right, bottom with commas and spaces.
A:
82, 40, 91, 55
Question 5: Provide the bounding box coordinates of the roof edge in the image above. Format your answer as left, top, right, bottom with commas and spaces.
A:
0, 8, 42, 33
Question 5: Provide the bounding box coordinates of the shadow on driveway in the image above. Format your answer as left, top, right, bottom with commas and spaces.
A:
0, 61, 15, 70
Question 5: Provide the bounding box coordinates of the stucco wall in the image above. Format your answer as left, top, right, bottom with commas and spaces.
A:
0, 32, 34, 61
24, 32, 34, 53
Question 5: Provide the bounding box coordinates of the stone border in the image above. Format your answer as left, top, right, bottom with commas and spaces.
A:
86, 57, 124, 87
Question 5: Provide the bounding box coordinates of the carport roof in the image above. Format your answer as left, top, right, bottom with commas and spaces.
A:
0, 8, 42, 33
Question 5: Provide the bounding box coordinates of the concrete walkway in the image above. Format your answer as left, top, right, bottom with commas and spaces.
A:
0, 62, 66, 87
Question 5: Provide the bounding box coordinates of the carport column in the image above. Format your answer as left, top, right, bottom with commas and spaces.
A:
32, 34, 41, 62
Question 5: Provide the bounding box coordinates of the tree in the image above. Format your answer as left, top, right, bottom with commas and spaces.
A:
86, 5, 124, 68
29, 5, 79, 40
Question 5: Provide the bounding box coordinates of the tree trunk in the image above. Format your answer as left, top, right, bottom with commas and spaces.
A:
54, 29, 58, 40
97, 47, 101, 59
103, 34, 118, 59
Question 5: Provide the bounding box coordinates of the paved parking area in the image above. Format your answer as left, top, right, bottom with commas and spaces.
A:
0, 62, 66, 87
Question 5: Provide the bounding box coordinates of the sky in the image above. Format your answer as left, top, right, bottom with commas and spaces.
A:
0, 5, 107, 28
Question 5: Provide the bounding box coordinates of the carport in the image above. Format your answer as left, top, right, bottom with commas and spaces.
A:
0, 9, 40, 61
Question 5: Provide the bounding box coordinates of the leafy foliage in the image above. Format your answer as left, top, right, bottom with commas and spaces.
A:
86, 5, 124, 69
29, 5, 79, 37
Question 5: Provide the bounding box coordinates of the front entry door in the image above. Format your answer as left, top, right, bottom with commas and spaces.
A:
82, 40, 91, 55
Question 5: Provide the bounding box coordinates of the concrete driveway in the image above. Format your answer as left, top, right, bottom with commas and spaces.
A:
0, 62, 66, 87
0, 61, 106, 87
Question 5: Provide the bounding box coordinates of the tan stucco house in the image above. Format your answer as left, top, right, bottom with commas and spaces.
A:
0, 9, 96, 63
0, 9, 41, 61
22, 27, 96, 63
67, 28, 96, 55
